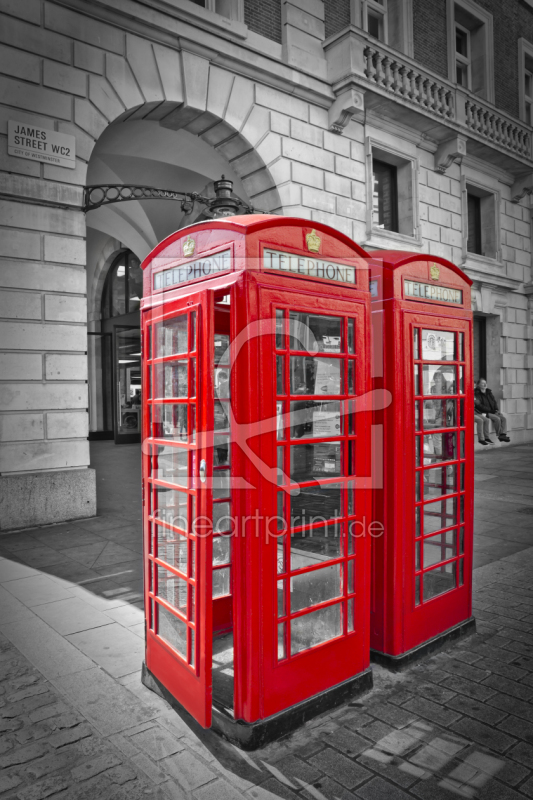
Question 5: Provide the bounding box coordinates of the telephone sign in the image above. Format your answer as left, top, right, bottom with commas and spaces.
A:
263, 248, 358, 284
404, 279, 463, 305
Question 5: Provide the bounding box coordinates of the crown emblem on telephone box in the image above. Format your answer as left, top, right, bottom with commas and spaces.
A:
305, 229, 321, 253
430, 263, 440, 281
183, 236, 195, 257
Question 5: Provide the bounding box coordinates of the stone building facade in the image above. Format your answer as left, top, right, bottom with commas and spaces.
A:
0, 0, 532, 529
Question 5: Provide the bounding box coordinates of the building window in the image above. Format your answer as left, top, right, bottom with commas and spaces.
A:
462, 180, 500, 261
447, 0, 494, 103
365, 0, 387, 42
368, 143, 417, 240
455, 24, 470, 88
467, 194, 481, 255
525, 69, 533, 125
373, 159, 398, 231
188, 0, 243, 22
518, 39, 533, 125
352, 0, 414, 56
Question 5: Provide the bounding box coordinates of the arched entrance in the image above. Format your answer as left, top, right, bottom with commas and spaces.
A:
82, 52, 283, 448
86, 170, 260, 444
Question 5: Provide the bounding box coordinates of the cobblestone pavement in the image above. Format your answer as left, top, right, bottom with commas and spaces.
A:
0, 442, 533, 799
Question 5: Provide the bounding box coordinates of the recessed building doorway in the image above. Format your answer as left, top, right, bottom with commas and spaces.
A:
85, 117, 270, 449
89, 250, 143, 444
473, 315, 487, 382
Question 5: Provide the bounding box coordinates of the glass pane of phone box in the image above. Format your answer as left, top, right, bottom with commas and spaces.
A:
291, 401, 341, 439
290, 484, 342, 526
291, 523, 341, 570
291, 603, 342, 655
421, 330, 455, 361
291, 357, 342, 395
290, 443, 341, 481
289, 313, 342, 353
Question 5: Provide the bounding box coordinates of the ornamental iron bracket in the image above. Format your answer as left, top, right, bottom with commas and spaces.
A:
83, 176, 254, 217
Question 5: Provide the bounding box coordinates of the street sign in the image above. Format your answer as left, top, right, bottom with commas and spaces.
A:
8, 120, 76, 169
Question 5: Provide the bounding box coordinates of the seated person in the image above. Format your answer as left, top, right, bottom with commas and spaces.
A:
474, 378, 510, 443
474, 413, 491, 445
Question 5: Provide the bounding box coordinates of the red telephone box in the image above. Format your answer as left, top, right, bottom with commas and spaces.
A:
140, 215, 374, 748
369, 252, 475, 668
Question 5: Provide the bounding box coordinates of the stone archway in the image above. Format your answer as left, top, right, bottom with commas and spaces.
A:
82, 45, 283, 441
78, 42, 283, 217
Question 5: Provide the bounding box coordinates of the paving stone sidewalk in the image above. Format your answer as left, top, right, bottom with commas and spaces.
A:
0, 441, 532, 799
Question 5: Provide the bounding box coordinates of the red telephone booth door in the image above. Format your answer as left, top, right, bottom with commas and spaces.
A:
256, 286, 372, 720
143, 288, 215, 728
405, 312, 473, 651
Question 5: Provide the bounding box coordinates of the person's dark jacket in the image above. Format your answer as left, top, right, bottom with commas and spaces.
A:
474, 387, 498, 414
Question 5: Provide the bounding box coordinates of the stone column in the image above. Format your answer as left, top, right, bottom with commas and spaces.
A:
0, 179, 95, 530
0, 5, 96, 530
281, 0, 327, 80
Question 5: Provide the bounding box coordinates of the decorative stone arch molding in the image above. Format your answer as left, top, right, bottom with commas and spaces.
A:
78, 40, 283, 214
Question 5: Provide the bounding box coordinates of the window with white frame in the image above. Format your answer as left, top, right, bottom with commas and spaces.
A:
368, 144, 417, 239
455, 23, 470, 88
365, 0, 387, 42
447, 0, 494, 102
189, 0, 243, 22
519, 39, 533, 125
525, 68, 533, 125
352, 0, 413, 56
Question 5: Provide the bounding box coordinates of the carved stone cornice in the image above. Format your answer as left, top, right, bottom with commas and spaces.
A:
464, 269, 523, 292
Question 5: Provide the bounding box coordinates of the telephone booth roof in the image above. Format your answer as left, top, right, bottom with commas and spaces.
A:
368, 250, 473, 286
368, 250, 473, 284
141, 215, 370, 306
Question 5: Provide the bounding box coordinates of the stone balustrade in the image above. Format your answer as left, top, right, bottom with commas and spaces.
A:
327, 31, 533, 162
464, 99, 531, 158
363, 45, 455, 121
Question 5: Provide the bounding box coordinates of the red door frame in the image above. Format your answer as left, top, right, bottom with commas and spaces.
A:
403, 310, 473, 652
212, 302, 233, 637
254, 280, 373, 721
142, 288, 214, 728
